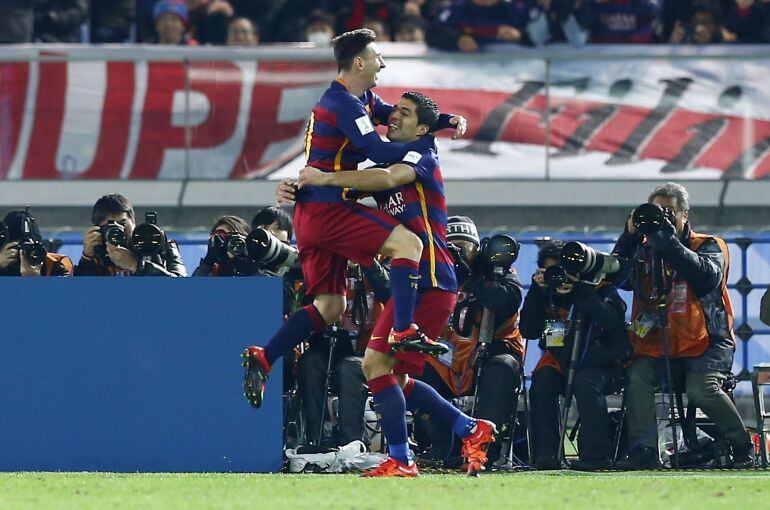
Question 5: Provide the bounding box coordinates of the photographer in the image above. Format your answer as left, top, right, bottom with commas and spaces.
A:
251, 206, 293, 244
523, 240, 630, 471
613, 182, 753, 469
0, 209, 73, 277
416, 216, 524, 466
296, 260, 389, 448
75, 194, 186, 277
192, 216, 257, 277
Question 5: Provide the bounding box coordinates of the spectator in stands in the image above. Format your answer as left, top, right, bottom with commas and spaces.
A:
152, 1, 198, 45
393, 14, 427, 42
0, 0, 89, 44
426, 0, 532, 52
0, 209, 73, 277
90, 0, 135, 43
228, 0, 313, 43
613, 182, 754, 469
724, 0, 768, 43
668, 2, 733, 44
305, 9, 337, 46
226, 16, 259, 45
527, 0, 590, 46
581, 0, 662, 44
186, 0, 233, 45
522, 240, 630, 471
75, 194, 186, 277
415, 216, 525, 467
331, 0, 404, 35
363, 17, 392, 41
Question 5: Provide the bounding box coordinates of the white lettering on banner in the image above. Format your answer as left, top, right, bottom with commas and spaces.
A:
120, 61, 148, 179
8, 61, 39, 180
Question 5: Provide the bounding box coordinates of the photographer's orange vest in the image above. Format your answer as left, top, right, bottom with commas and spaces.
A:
630, 232, 734, 359
427, 293, 524, 396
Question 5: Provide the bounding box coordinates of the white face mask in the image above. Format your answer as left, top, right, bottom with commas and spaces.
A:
307, 31, 332, 46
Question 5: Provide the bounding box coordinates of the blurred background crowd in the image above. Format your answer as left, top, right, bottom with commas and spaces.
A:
0, 0, 768, 50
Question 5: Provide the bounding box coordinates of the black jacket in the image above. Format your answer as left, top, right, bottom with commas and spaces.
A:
520, 281, 631, 370
74, 240, 187, 277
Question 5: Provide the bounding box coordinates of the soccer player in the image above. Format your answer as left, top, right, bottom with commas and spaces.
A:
242, 29, 466, 409
297, 92, 496, 477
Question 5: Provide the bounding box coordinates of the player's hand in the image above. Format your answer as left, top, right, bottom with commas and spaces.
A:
449, 115, 467, 140
106, 244, 138, 273
83, 226, 102, 257
19, 251, 42, 277
297, 166, 326, 189
275, 179, 297, 206
457, 35, 478, 53
0, 241, 19, 269
497, 25, 521, 43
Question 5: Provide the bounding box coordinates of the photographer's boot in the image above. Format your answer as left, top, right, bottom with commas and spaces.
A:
731, 442, 756, 469
389, 324, 448, 357
242, 346, 271, 409
614, 446, 661, 470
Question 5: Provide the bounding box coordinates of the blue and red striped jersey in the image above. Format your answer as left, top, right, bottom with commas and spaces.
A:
300, 79, 423, 203
374, 135, 457, 293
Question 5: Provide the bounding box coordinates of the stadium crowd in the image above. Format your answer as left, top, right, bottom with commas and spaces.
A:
1, 0, 769, 47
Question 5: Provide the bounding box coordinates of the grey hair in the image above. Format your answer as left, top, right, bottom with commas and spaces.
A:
648, 182, 689, 212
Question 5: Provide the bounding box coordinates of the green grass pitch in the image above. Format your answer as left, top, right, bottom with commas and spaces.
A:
1, 471, 768, 510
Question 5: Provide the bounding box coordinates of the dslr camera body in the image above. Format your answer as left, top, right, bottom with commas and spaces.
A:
0, 207, 48, 267
543, 241, 620, 288
209, 227, 299, 276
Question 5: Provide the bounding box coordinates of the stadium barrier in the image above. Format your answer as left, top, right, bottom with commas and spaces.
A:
0, 278, 283, 472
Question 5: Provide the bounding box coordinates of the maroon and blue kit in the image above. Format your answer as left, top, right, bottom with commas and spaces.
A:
367, 135, 459, 375
295, 79, 432, 299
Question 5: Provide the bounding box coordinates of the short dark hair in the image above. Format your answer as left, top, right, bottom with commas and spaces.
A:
252, 206, 294, 240
212, 215, 250, 236
401, 91, 439, 130
537, 240, 565, 268
91, 194, 135, 225
333, 28, 376, 71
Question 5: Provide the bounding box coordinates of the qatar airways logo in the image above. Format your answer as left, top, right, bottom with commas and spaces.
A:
381, 191, 406, 216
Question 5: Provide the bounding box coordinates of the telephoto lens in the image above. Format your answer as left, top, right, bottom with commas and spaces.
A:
225, 233, 248, 259
632, 203, 675, 235
20, 240, 47, 266
246, 228, 299, 269
560, 241, 619, 284
100, 220, 126, 247
478, 233, 519, 273
131, 224, 165, 257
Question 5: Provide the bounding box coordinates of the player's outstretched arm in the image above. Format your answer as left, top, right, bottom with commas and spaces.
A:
298, 164, 416, 192
372, 93, 467, 139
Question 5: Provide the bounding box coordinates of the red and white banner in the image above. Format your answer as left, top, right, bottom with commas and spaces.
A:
2, 47, 770, 180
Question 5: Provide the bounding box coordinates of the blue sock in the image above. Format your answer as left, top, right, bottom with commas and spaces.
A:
263, 304, 324, 366
390, 258, 420, 331
404, 378, 477, 439
370, 374, 410, 465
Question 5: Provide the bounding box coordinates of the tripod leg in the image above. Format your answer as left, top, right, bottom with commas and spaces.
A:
317, 337, 336, 446
611, 389, 627, 466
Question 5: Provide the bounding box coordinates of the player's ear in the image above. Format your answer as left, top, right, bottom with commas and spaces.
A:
416, 124, 429, 136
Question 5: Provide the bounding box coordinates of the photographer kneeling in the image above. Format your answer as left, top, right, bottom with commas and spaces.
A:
523, 240, 630, 471
417, 217, 524, 466
193, 216, 261, 277
614, 182, 753, 469
75, 194, 186, 277
0, 208, 73, 277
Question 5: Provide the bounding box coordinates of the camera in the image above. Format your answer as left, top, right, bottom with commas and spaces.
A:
100, 220, 126, 247
245, 228, 299, 273
544, 264, 568, 290
0, 221, 8, 247
560, 241, 619, 284
478, 234, 519, 276
130, 211, 166, 258
225, 233, 248, 259
17, 210, 47, 266
632, 203, 676, 235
